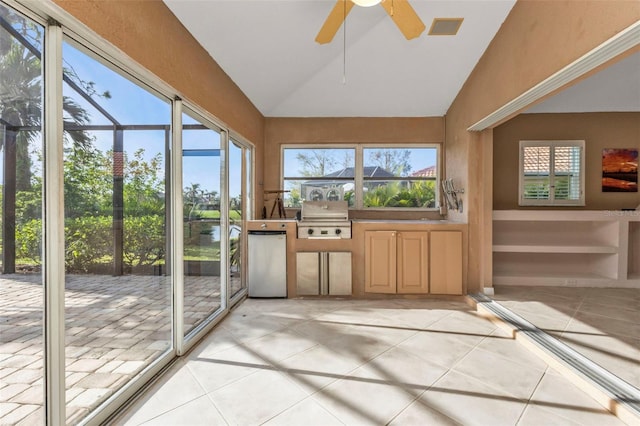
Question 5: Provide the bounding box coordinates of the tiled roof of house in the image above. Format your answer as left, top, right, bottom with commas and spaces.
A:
411, 165, 437, 178
323, 166, 395, 178
523, 146, 574, 174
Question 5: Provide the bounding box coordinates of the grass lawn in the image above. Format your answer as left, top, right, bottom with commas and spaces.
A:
184, 242, 220, 261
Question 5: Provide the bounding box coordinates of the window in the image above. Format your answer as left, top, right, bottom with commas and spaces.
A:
283, 147, 356, 207
363, 147, 437, 208
282, 145, 439, 209
519, 140, 585, 206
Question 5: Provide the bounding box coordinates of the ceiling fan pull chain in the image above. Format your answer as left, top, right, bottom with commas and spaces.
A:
343, 0, 347, 84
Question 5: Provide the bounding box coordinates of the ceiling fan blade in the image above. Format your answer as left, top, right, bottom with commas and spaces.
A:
315, 0, 355, 44
380, 0, 426, 40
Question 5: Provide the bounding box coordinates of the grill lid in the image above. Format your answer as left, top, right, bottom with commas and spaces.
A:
299, 201, 349, 222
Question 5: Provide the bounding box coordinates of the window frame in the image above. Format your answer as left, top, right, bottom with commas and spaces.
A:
281, 143, 440, 210
518, 140, 585, 206
281, 144, 357, 208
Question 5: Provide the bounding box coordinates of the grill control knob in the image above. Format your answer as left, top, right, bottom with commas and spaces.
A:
335, 229, 342, 235
307, 229, 314, 235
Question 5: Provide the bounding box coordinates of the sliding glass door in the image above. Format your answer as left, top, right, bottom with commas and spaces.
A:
61, 40, 172, 423
0, 5, 45, 422
182, 109, 224, 339
0, 2, 255, 422
228, 138, 250, 301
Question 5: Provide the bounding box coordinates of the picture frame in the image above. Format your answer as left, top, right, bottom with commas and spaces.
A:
602, 148, 638, 192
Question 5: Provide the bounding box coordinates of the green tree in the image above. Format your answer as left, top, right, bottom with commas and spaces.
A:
296, 150, 337, 176
364, 183, 398, 207
340, 151, 353, 170
64, 144, 112, 219
184, 183, 203, 204
0, 6, 93, 192
364, 181, 435, 208
121, 149, 164, 217
368, 149, 412, 176
184, 182, 202, 218
409, 180, 436, 208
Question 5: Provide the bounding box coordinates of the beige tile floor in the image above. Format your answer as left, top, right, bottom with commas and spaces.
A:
114, 298, 627, 426
491, 286, 640, 390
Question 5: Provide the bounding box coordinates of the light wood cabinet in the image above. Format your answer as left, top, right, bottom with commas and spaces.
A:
364, 231, 429, 294
397, 232, 430, 294
364, 231, 397, 293
429, 231, 463, 295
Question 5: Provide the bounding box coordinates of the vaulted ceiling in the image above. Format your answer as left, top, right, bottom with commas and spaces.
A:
163, 1, 639, 118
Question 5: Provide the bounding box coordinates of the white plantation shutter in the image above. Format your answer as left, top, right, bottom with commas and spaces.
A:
519, 141, 585, 206
522, 146, 550, 200
553, 146, 582, 201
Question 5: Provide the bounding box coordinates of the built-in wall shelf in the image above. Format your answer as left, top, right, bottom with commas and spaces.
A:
493, 244, 617, 254
493, 210, 640, 288
630, 221, 640, 280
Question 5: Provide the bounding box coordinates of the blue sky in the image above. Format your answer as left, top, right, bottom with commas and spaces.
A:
62, 41, 237, 196
1, 36, 242, 198
283, 147, 437, 178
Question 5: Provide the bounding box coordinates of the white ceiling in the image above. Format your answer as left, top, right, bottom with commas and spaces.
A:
163, 0, 639, 118
163, 0, 516, 117
525, 51, 640, 114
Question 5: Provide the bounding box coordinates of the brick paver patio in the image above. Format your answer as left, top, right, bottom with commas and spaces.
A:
1, 272, 232, 425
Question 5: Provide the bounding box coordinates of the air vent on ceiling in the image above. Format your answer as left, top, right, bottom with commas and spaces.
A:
428, 18, 464, 36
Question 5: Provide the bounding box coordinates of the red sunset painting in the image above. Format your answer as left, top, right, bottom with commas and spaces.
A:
602, 148, 638, 192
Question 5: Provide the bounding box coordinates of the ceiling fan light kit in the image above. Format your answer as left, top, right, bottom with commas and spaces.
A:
351, 0, 382, 7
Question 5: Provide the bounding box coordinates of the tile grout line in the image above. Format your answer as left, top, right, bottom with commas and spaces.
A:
560, 288, 590, 338
513, 365, 550, 426
470, 293, 640, 425
269, 304, 446, 425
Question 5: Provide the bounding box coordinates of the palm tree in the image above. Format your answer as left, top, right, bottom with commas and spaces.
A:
1, 5, 95, 272
1, 5, 92, 191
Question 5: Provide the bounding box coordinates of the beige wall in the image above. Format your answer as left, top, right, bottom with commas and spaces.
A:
493, 112, 640, 210
263, 117, 445, 219
445, 0, 640, 292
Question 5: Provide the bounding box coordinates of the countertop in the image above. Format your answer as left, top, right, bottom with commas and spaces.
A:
249, 219, 467, 225
351, 219, 465, 225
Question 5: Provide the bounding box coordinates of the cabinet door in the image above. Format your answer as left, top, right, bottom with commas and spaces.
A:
430, 231, 462, 295
296, 252, 320, 295
328, 252, 352, 295
364, 231, 397, 293
397, 232, 429, 294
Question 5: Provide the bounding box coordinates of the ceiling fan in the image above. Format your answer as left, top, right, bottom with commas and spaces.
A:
315, 0, 426, 44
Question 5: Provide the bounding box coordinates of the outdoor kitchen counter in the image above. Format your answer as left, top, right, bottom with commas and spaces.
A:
247, 220, 468, 298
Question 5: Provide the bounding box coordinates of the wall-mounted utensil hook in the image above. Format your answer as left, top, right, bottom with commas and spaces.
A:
442, 179, 465, 213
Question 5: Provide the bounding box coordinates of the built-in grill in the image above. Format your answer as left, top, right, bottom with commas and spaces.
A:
296, 201, 351, 239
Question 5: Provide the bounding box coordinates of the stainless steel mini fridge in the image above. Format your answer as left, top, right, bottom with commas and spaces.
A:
248, 230, 287, 297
